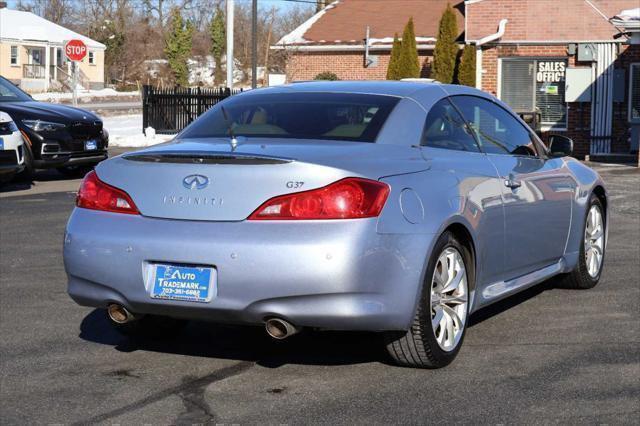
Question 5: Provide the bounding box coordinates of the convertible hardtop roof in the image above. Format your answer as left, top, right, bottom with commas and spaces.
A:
244, 81, 483, 100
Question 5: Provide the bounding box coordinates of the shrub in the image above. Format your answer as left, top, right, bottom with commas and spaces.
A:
432, 3, 458, 83
457, 45, 476, 87
314, 71, 340, 81
398, 18, 420, 79
386, 33, 402, 80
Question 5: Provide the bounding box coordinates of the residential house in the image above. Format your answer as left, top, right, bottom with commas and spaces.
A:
0, 5, 105, 93
272, 0, 465, 81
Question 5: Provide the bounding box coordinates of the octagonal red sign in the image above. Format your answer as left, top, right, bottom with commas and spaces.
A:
65, 39, 87, 62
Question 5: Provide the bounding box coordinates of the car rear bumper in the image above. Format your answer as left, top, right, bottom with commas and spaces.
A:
64, 208, 433, 331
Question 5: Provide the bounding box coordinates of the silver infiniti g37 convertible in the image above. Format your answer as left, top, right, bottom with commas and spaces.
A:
64, 81, 608, 368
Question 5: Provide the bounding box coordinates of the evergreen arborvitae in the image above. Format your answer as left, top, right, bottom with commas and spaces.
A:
458, 44, 476, 86
432, 3, 459, 83
209, 7, 225, 86
165, 8, 194, 86
386, 33, 402, 80
398, 18, 420, 79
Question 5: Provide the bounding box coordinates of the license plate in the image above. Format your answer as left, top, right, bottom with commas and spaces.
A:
150, 264, 216, 303
85, 139, 97, 150
0, 137, 4, 150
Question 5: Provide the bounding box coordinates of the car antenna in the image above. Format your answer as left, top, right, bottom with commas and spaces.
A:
220, 105, 238, 151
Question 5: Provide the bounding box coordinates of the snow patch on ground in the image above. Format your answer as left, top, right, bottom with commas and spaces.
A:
103, 114, 173, 147
32, 89, 139, 102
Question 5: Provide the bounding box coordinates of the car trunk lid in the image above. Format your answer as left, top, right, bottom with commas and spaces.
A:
95, 138, 427, 221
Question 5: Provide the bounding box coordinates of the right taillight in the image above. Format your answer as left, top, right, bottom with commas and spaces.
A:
248, 177, 390, 220
76, 170, 139, 215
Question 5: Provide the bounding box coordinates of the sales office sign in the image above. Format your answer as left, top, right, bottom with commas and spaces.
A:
536, 61, 566, 83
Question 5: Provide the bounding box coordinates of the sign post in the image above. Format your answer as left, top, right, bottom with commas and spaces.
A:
64, 39, 88, 106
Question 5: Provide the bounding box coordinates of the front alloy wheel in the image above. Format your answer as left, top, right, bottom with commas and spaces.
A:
584, 205, 604, 278
557, 193, 606, 289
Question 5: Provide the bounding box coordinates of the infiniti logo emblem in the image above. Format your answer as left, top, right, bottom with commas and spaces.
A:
182, 174, 209, 190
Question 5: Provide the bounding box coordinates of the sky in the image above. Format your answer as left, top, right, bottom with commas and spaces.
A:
5, 0, 316, 13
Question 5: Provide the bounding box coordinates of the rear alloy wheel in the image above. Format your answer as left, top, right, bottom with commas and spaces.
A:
431, 248, 469, 351
385, 231, 471, 368
557, 194, 606, 289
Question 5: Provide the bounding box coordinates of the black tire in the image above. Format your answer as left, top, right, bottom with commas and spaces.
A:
556, 194, 605, 290
110, 312, 188, 339
385, 231, 472, 368
17, 144, 35, 180
57, 164, 94, 178
0, 172, 16, 185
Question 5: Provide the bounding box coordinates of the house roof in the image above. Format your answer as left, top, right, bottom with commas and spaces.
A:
0, 8, 105, 49
275, 0, 465, 49
465, 0, 634, 43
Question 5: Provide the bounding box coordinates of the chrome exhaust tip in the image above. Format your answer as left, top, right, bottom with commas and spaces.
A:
107, 304, 136, 324
265, 318, 300, 340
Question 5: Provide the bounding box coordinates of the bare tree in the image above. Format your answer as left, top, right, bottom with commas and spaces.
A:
15, 0, 70, 25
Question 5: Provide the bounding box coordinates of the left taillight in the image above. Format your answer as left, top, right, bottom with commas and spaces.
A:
76, 170, 139, 215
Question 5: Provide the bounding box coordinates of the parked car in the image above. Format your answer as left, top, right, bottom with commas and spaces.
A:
0, 76, 108, 177
0, 110, 25, 183
64, 82, 608, 368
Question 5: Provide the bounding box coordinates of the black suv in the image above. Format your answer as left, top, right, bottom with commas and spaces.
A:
0, 76, 108, 177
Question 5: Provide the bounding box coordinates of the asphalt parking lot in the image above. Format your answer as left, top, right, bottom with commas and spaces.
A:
1, 152, 638, 424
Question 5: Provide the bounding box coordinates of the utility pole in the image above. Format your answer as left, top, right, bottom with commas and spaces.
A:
251, 0, 257, 89
226, 0, 234, 90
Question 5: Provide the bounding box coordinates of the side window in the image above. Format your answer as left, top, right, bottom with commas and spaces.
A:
421, 98, 480, 152
451, 95, 538, 157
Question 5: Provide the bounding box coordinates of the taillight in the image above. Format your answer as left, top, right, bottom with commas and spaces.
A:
76, 170, 139, 215
248, 177, 390, 220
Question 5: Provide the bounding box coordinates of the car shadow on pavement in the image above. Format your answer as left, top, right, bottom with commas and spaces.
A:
79, 308, 388, 368
78, 277, 561, 368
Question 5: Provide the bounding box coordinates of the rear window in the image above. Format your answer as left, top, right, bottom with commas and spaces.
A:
180, 92, 400, 143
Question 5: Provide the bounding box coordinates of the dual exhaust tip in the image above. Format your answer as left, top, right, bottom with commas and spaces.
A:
265, 318, 300, 340
107, 303, 136, 324
107, 304, 300, 340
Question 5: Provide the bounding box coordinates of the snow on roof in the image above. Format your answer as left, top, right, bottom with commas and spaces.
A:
615, 8, 640, 21
273, 0, 463, 49
0, 8, 105, 49
275, 1, 341, 45
611, 8, 640, 30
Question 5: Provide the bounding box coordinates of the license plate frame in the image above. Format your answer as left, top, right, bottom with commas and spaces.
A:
149, 263, 217, 303
85, 139, 97, 151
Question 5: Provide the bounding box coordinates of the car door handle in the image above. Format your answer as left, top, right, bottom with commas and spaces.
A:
504, 176, 521, 189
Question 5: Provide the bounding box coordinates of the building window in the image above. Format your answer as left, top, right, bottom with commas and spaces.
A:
500, 58, 568, 130
88, 51, 95, 65
630, 63, 640, 124
10, 46, 18, 66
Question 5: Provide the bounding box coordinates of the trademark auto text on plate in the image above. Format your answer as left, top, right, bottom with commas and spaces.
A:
151, 264, 216, 302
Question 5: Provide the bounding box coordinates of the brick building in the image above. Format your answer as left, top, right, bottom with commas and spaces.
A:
465, 0, 639, 161
275, 0, 639, 163
272, 0, 464, 81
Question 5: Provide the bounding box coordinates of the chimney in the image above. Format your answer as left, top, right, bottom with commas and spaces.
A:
0, 2, 7, 8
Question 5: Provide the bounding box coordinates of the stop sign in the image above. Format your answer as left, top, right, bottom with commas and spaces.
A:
65, 39, 87, 62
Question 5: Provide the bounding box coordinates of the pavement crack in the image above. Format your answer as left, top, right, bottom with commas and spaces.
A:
71, 361, 253, 426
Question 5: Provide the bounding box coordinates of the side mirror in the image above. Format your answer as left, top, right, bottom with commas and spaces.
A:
548, 134, 573, 158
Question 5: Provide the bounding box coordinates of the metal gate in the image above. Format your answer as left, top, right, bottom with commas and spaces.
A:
142, 85, 242, 134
